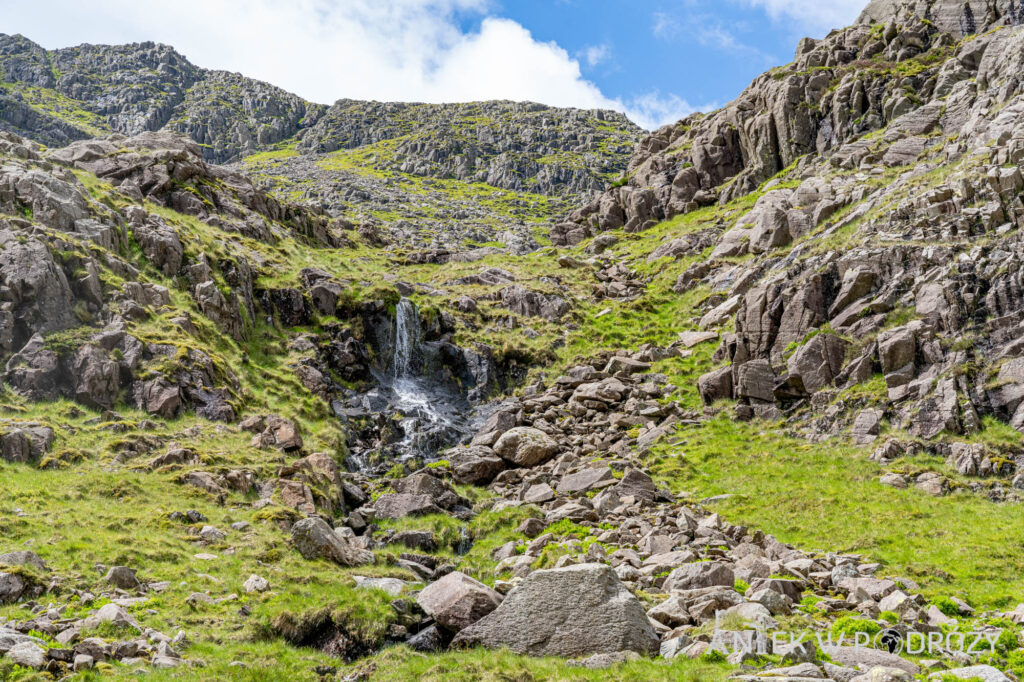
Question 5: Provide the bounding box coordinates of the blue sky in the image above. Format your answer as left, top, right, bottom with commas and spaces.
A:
489, 0, 862, 119
0, 0, 865, 128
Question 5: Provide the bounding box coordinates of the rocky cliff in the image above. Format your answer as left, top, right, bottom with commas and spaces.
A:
553, 0, 1024, 462
0, 34, 641, 250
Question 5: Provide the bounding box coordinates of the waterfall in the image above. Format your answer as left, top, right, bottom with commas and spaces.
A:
392, 298, 421, 379
345, 296, 473, 470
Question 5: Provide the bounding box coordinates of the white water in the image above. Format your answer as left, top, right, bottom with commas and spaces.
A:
390, 299, 459, 459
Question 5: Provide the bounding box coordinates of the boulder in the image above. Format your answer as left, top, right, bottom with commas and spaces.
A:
663, 562, 735, 591
0, 572, 26, 604
415, 571, 503, 633
493, 427, 559, 467
453, 563, 659, 657
374, 493, 443, 519
470, 411, 516, 447
449, 447, 505, 485
0, 551, 46, 571
136, 379, 182, 418
736, 360, 776, 403
243, 575, 269, 593
251, 416, 303, 451
612, 468, 658, 502
698, 366, 733, 404
823, 647, 920, 676
786, 333, 848, 394
105, 566, 140, 590
394, 473, 459, 509
291, 517, 373, 566
929, 666, 1010, 682
557, 467, 616, 494
5, 641, 46, 669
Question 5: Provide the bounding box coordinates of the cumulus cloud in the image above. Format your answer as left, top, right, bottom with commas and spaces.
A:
734, 0, 865, 33
0, 0, 698, 129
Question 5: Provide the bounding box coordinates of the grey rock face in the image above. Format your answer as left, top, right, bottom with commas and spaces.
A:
70, 344, 120, 409
0, 231, 75, 350
452, 563, 659, 657
858, 0, 1017, 37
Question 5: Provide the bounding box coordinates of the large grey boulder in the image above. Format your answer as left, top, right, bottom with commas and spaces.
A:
452, 563, 659, 657
0, 551, 46, 571
786, 333, 847, 394
930, 665, 1011, 682
5, 641, 46, 668
492, 427, 559, 467
374, 493, 443, 519
0, 425, 54, 463
0, 627, 42, 655
449, 446, 505, 485
663, 561, 735, 592
291, 517, 373, 566
822, 646, 920, 675
415, 571, 503, 633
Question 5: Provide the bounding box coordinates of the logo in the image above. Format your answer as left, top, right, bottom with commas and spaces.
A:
875, 629, 903, 655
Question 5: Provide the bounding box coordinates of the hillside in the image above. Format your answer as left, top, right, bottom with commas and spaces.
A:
2, 1, 1024, 680
0, 35, 641, 251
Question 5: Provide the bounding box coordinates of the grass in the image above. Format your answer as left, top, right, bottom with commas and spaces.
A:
648, 414, 1024, 607
341, 646, 731, 681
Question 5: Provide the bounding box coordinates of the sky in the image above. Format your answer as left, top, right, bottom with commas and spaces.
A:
0, 0, 867, 129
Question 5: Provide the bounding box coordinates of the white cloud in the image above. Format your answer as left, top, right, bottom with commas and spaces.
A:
622, 92, 709, 131
734, 0, 864, 33
0, 0, 699, 130
578, 43, 611, 68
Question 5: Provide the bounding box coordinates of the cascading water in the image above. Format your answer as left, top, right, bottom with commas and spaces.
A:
385, 299, 469, 461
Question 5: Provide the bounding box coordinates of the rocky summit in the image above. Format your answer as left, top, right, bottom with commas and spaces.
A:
3, 0, 1024, 680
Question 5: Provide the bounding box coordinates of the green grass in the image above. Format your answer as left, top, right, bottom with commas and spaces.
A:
341, 646, 731, 681
648, 414, 1024, 607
